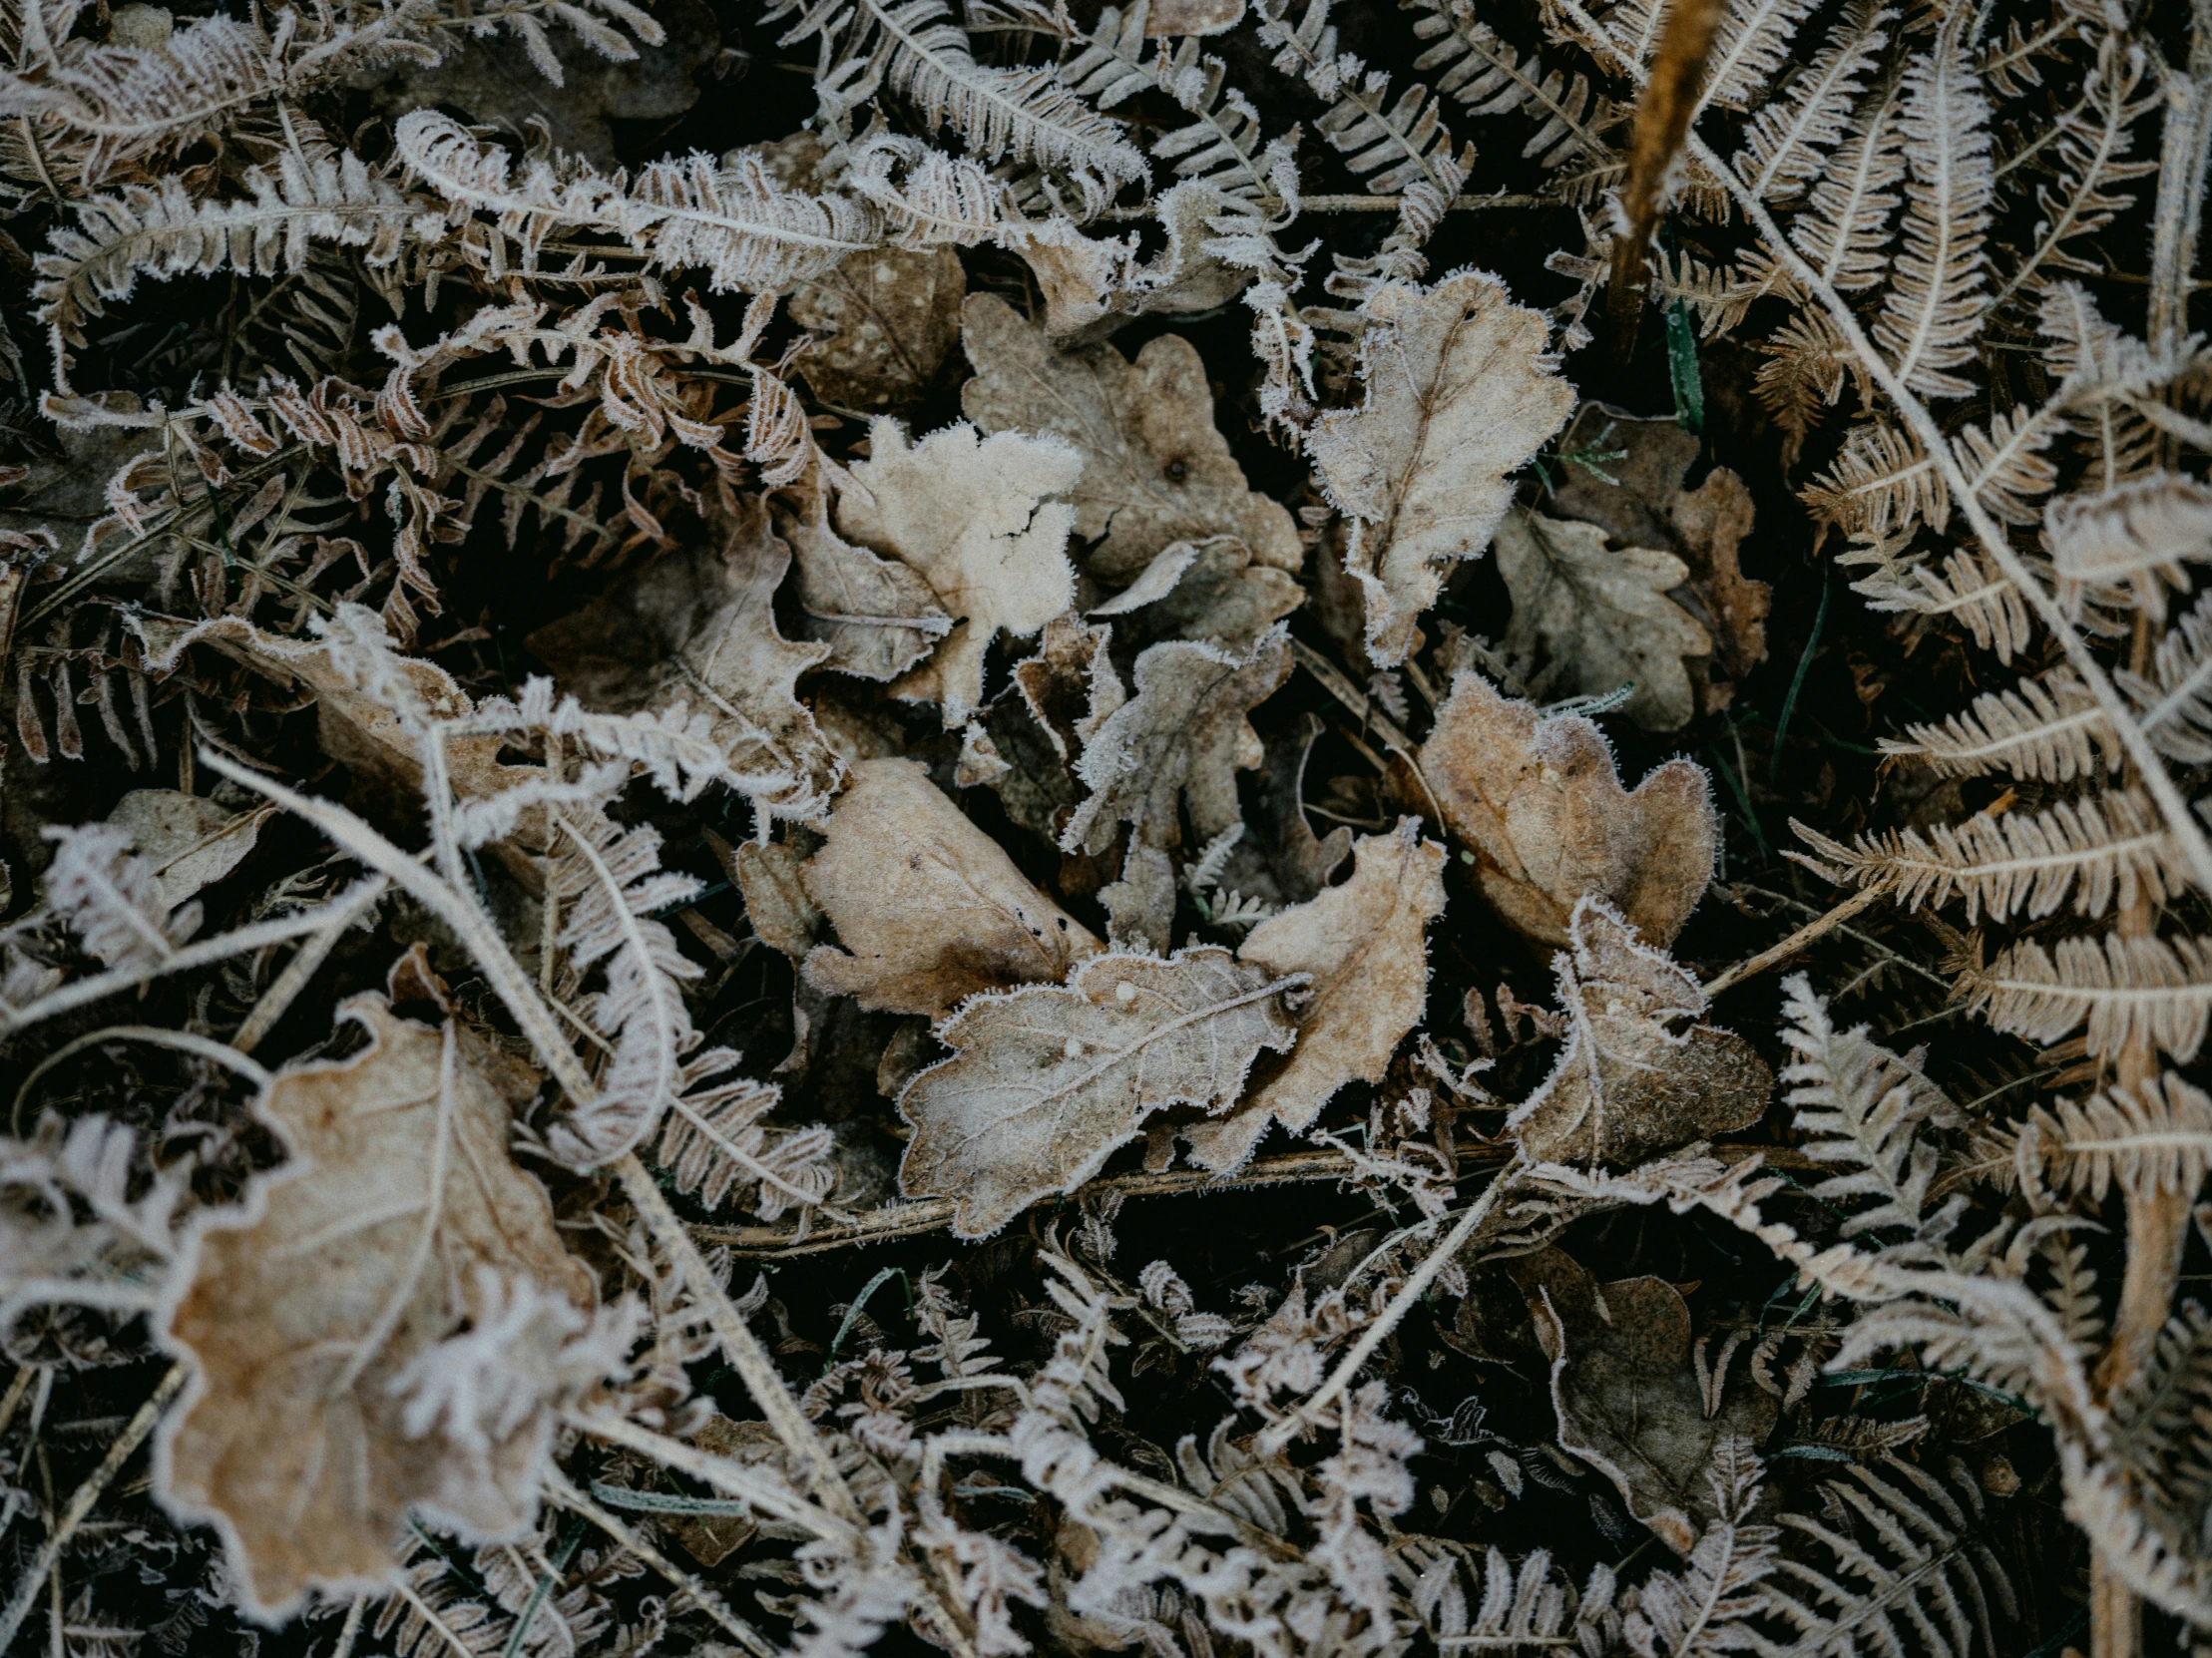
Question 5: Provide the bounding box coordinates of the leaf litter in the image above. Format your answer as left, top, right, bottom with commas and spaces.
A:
0, 2, 2195, 1654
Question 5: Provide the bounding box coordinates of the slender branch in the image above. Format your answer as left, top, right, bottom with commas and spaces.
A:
541, 1468, 775, 1658
612, 1154, 865, 1526
696, 1143, 1516, 1257
1700, 884, 1891, 998
0, 1363, 187, 1652
1261, 1157, 1521, 1452
231, 877, 390, 1054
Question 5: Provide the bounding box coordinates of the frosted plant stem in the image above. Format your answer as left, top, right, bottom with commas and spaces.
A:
232, 875, 389, 1054
197, 751, 599, 1101
1262, 1157, 1520, 1452
1547, 0, 2212, 902
611, 1154, 865, 1525
0, 1363, 186, 1652
541, 1467, 776, 1657
564, 1410, 855, 1541
1700, 884, 1889, 998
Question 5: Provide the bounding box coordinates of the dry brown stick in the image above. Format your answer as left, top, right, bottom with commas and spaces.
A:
1699, 883, 1890, 999
2090, 620, 2186, 1658
1604, 0, 1726, 354
0, 1362, 187, 1652
695, 1144, 1518, 1258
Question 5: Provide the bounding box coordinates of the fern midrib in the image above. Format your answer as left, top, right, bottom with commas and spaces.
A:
1736, 24, 1877, 203
1886, 37, 1986, 388
1801, 82, 1902, 291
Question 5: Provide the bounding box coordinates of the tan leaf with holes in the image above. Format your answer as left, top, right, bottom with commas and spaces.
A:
832, 417, 1081, 727
801, 756, 1102, 1018
1496, 509, 1712, 733
156, 994, 596, 1616
1305, 272, 1574, 665
1507, 899, 1770, 1168
1514, 1248, 1777, 1555
790, 242, 966, 411
897, 947, 1299, 1236
1185, 819, 1446, 1170
1423, 671, 1715, 948
960, 294, 1300, 581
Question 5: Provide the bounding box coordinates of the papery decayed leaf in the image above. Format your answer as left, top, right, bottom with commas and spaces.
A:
1515, 1248, 1779, 1556
1305, 271, 1574, 665
1182, 819, 1445, 1171
106, 789, 269, 911
1495, 509, 1713, 733
1423, 671, 1715, 947
959, 294, 1301, 582
801, 756, 1102, 1018
1091, 536, 1305, 654
791, 240, 966, 410
779, 490, 952, 682
1547, 409, 1769, 708
156, 993, 602, 1616
1063, 630, 1291, 952
834, 416, 1081, 726
527, 497, 841, 818
1508, 899, 1770, 1168
898, 947, 1299, 1236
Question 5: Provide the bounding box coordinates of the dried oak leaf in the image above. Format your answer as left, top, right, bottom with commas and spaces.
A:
1304, 272, 1574, 666
107, 789, 269, 910
801, 757, 1102, 1018
1007, 185, 1251, 345
1547, 409, 1768, 708
833, 417, 1081, 727
1496, 508, 1712, 732
1185, 819, 1446, 1170
527, 496, 839, 816
1515, 1248, 1777, 1554
1091, 536, 1304, 654
959, 294, 1301, 581
897, 947, 1299, 1237
1507, 898, 1770, 1168
1423, 670, 1714, 948
1064, 630, 1291, 953
761, 128, 965, 409
156, 993, 597, 1616
778, 491, 950, 682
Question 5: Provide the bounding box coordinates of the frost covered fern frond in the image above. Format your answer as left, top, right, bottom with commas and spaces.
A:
767, 0, 1144, 210
1778, 974, 1957, 1239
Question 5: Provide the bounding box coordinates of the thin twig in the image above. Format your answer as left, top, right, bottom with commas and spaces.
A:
232, 876, 389, 1054
1699, 883, 1891, 999
1262, 1158, 1521, 1452
696, 1143, 1517, 1257
612, 1155, 866, 1526
0, 1362, 187, 1652
542, 1468, 775, 1658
